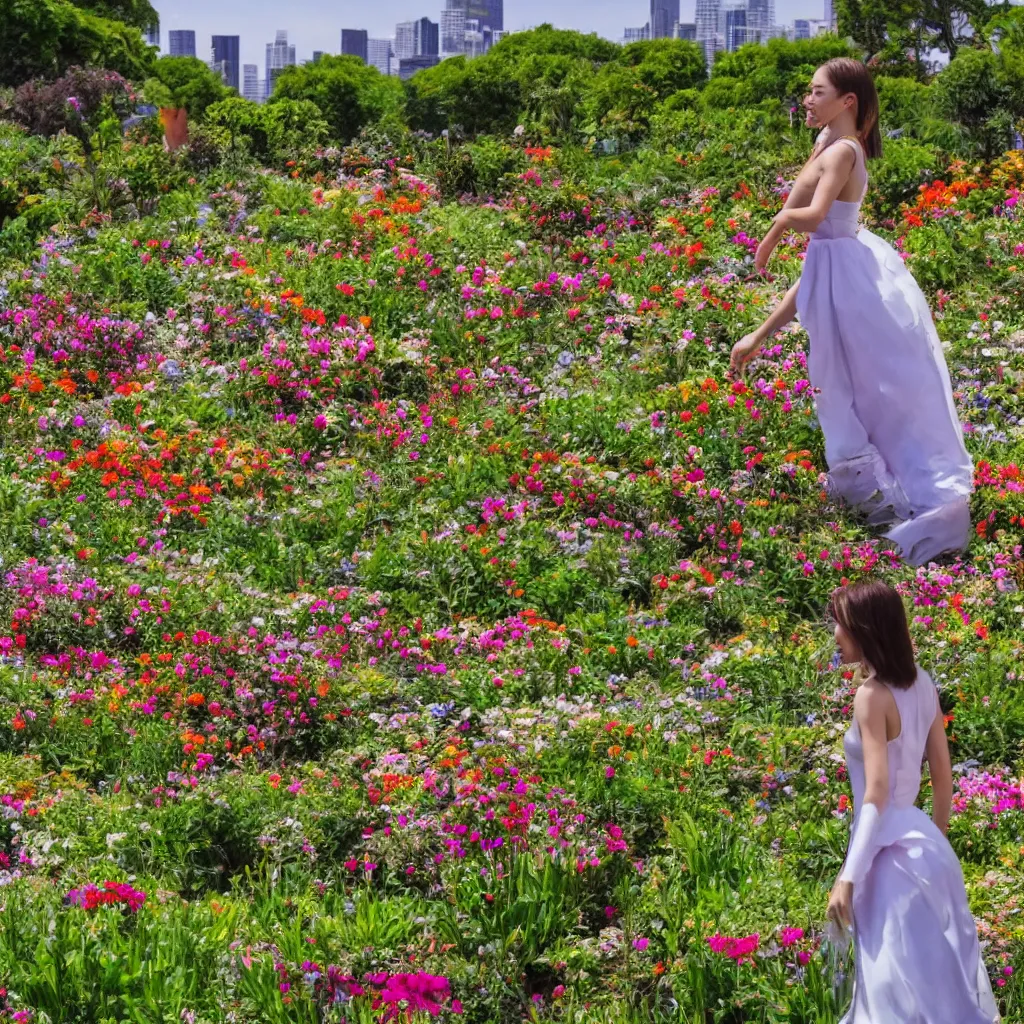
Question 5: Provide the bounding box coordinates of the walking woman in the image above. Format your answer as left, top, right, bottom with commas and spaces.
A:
826, 580, 999, 1023
730, 59, 974, 567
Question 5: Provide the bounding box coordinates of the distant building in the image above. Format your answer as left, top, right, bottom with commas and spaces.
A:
144, 20, 159, 48
312, 51, 326, 62
746, 0, 775, 43
417, 17, 440, 56
824, 0, 836, 30
367, 38, 393, 75
243, 64, 260, 102
395, 21, 418, 61
794, 18, 810, 38
399, 54, 441, 79
265, 30, 296, 98
650, 0, 680, 39
675, 21, 697, 39
441, 8, 466, 56
168, 30, 196, 58
624, 24, 650, 42
211, 36, 240, 91
341, 28, 369, 62
695, 0, 720, 64
725, 5, 746, 50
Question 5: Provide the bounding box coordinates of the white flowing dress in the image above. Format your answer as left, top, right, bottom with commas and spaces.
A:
841, 666, 999, 1024
796, 137, 974, 567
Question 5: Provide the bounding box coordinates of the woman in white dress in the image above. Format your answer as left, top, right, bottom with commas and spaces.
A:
826, 580, 999, 1023
730, 59, 974, 567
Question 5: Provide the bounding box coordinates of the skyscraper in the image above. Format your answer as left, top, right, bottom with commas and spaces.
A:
440, 8, 466, 56
675, 22, 697, 39
169, 30, 196, 57
341, 29, 369, 62
695, 0, 721, 65
367, 38, 393, 75
144, 20, 159, 48
624, 24, 651, 42
746, 0, 775, 43
394, 21, 418, 61
211, 35, 240, 91
724, 4, 746, 50
416, 17, 440, 56
265, 30, 296, 98
794, 18, 810, 38
650, 0, 681, 39
243, 64, 260, 102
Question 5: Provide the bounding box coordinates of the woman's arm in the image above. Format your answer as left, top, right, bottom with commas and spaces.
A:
839, 683, 891, 885
729, 280, 802, 377
924, 691, 953, 834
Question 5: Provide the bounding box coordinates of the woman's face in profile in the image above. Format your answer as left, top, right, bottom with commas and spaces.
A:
834, 621, 863, 667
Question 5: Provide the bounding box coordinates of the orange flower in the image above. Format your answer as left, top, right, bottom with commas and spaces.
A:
625, 636, 639, 648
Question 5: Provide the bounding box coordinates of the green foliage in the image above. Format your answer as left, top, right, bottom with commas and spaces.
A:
204, 96, 330, 165
864, 137, 943, 220
710, 35, 857, 104
66, 0, 157, 30
932, 47, 1014, 159
0, 0, 155, 88
268, 55, 403, 144
143, 56, 229, 117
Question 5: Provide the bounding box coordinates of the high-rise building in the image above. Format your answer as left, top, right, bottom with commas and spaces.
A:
399, 54, 441, 79
675, 21, 697, 39
441, 8, 466, 56
650, 0, 681, 39
211, 36, 240, 91
265, 30, 296, 97
367, 38, 393, 75
169, 30, 196, 57
395, 21, 418, 61
824, 0, 835, 30
416, 17, 440, 56
724, 4, 746, 50
695, 0, 721, 64
144, 20, 159, 48
341, 29, 369, 62
746, 0, 775, 43
624, 24, 650, 42
312, 51, 326, 62
243, 64, 260, 102
794, 18, 810, 38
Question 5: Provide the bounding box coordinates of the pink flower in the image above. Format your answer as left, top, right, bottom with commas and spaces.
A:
378, 973, 451, 1021
633, 936, 649, 951
779, 926, 804, 947
605, 765, 615, 779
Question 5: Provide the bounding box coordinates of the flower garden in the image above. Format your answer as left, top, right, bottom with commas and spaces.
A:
2, 65, 1024, 1023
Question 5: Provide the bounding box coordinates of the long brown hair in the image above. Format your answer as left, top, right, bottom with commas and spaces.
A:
827, 580, 917, 688
822, 57, 882, 159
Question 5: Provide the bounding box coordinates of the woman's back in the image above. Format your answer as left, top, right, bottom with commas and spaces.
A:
843, 667, 939, 814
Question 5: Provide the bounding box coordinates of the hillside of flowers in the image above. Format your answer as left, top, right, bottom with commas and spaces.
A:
1, 101, 1024, 1022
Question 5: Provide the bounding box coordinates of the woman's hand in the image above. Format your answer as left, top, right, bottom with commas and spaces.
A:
827, 877, 854, 933
729, 332, 762, 379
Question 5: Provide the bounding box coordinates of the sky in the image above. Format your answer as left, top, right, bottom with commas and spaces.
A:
153, 0, 828, 73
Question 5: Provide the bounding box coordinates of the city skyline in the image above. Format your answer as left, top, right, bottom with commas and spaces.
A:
151, 0, 827, 71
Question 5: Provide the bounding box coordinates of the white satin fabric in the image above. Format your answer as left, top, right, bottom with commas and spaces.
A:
796, 138, 974, 566
840, 667, 1000, 1023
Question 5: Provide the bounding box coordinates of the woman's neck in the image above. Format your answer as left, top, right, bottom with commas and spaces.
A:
823, 112, 859, 142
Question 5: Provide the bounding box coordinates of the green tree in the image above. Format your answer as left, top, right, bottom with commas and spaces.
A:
404, 56, 521, 136
932, 46, 1013, 157
0, 0, 155, 88
142, 56, 228, 117
67, 0, 157, 30
269, 55, 402, 144
837, 0, 986, 59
